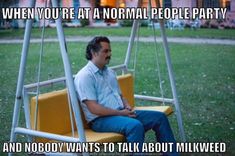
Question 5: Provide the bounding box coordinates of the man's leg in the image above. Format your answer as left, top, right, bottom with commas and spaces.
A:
135, 110, 178, 155
91, 116, 145, 151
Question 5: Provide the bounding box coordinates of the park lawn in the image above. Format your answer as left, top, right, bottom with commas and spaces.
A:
0, 27, 235, 39
0, 41, 234, 155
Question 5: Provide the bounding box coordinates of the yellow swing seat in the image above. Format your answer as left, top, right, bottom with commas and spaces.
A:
30, 74, 173, 143
30, 89, 125, 143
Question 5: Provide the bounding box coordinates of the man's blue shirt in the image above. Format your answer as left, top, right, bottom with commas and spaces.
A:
74, 61, 124, 122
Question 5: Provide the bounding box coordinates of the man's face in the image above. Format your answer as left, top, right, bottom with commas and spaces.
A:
92, 42, 112, 68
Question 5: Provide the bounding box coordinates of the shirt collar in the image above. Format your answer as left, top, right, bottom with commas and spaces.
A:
87, 61, 107, 74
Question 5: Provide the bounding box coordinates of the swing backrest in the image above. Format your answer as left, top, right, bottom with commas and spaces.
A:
30, 74, 134, 142
30, 89, 78, 142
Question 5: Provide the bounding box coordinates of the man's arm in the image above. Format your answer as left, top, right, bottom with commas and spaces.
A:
84, 100, 136, 118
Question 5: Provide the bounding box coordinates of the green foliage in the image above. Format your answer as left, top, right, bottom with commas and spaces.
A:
1, 27, 235, 39
119, 20, 133, 27
80, 19, 89, 27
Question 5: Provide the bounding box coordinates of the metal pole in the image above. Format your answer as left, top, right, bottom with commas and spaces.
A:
157, 5, 186, 142
9, 0, 36, 143
9, 1, 36, 156
124, 19, 139, 68
23, 88, 33, 142
14, 128, 80, 142
159, 21, 186, 142
51, 0, 87, 146
124, 0, 142, 68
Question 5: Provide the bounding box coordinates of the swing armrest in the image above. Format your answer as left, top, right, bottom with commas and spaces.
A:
134, 106, 173, 116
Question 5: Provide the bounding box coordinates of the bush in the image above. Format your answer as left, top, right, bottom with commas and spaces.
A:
140, 20, 149, 27
80, 19, 89, 27
119, 20, 133, 27
119, 20, 151, 27
201, 20, 210, 28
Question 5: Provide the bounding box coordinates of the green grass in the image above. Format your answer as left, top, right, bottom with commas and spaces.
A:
0, 40, 234, 155
1, 27, 235, 39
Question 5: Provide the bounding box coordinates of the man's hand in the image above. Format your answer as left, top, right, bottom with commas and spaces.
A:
121, 96, 132, 111
85, 100, 136, 118
119, 109, 136, 118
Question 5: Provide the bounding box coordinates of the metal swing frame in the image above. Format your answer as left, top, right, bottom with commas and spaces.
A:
9, 1, 86, 156
9, 0, 185, 155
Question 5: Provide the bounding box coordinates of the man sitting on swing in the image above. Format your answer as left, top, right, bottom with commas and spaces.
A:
74, 36, 177, 155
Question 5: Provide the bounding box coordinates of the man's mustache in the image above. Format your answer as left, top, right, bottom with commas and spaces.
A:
106, 56, 111, 60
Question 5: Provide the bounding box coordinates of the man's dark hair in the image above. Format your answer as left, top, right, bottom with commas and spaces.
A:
86, 36, 110, 60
